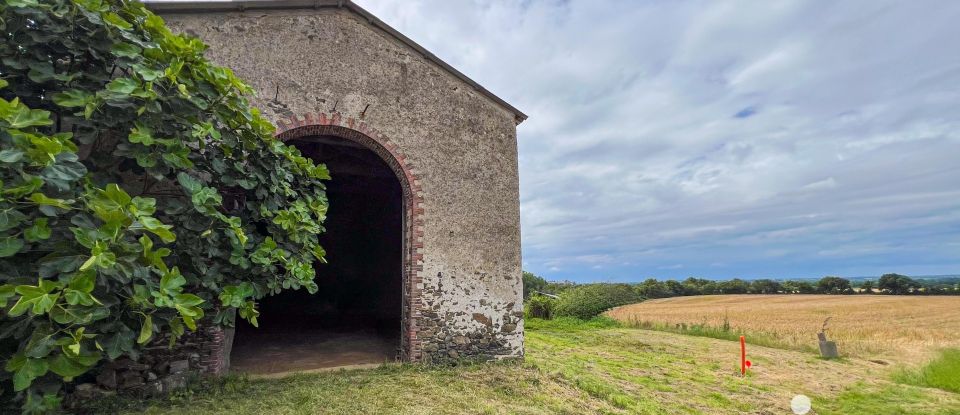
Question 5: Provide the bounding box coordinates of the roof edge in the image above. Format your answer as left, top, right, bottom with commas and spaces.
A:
145, 0, 528, 124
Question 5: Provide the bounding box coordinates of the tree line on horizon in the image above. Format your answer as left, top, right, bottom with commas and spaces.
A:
523, 272, 960, 300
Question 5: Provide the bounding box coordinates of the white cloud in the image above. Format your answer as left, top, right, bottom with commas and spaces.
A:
358, 0, 960, 280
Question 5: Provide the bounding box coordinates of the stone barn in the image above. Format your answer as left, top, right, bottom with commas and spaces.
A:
147, 0, 526, 375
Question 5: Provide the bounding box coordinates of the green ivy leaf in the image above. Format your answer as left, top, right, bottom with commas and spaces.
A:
68, 270, 96, 293
239, 301, 260, 327
5, 0, 40, 9
12, 357, 48, 391
103, 12, 133, 30
106, 77, 138, 94
4, 175, 43, 198
52, 90, 93, 108
137, 314, 152, 344
0, 149, 24, 163
103, 183, 132, 206
174, 293, 203, 308
24, 217, 52, 242
160, 267, 186, 292
176, 172, 202, 193
111, 42, 141, 58
132, 64, 164, 81
130, 196, 156, 217
137, 216, 175, 243
0, 236, 24, 257
128, 124, 154, 145
169, 317, 184, 338
0, 284, 15, 308
3, 98, 53, 128
64, 289, 97, 306
29, 193, 73, 209
0, 209, 27, 232
79, 242, 116, 271
102, 327, 135, 360
48, 353, 95, 380
42, 161, 87, 189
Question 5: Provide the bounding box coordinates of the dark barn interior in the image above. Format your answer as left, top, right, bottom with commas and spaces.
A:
230, 136, 403, 375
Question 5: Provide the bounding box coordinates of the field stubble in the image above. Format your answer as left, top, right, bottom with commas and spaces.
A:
607, 294, 960, 364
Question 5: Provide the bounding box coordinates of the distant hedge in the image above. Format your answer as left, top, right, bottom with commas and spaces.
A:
553, 284, 641, 319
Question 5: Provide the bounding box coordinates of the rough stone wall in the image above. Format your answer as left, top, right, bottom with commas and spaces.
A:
160, 8, 523, 364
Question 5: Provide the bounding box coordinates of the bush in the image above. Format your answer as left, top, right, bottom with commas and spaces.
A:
0, 1, 328, 411
522, 271, 547, 299
553, 284, 641, 319
525, 294, 555, 319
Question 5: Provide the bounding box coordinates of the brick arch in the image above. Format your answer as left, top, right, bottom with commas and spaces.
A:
275, 112, 424, 362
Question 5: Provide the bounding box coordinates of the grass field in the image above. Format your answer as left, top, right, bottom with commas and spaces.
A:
85, 317, 960, 415
606, 295, 960, 364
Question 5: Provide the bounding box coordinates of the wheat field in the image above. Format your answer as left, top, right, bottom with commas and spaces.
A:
607, 294, 960, 364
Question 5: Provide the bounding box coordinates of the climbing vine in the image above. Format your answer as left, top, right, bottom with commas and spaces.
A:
0, 0, 329, 411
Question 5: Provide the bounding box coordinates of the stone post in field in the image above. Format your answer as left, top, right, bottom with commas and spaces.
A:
818, 317, 839, 358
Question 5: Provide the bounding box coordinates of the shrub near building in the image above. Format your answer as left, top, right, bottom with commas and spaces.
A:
553, 284, 641, 320
0, 0, 329, 412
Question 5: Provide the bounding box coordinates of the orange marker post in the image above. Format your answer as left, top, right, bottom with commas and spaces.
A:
740, 335, 746, 376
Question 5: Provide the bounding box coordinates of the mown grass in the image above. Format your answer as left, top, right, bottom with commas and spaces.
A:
524, 315, 622, 331
893, 348, 960, 393
85, 360, 619, 415
80, 318, 960, 415
620, 319, 801, 353
814, 382, 960, 415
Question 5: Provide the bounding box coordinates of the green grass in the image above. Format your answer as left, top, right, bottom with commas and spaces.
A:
814, 382, 960, 415
524, 316, 622, 331
893, 348, 960, 393
80, 318, 960, 415
622, 319, 811, 353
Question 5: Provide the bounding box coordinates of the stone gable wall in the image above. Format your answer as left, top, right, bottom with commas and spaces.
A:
159, 8, 524, 366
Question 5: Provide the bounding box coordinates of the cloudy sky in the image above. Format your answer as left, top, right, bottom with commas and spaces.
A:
359, 0, 960, 282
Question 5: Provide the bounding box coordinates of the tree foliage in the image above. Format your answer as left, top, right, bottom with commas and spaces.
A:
553, 283, 640, 320
0, 0, 329, 411
528, 273, 955, 319
521, 271, 547, 300
877, 273, 921, 295
816, 276, 853, 295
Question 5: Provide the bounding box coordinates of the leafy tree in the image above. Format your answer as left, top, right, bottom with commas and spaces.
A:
635, 278, 671, 299
717, 278, 749, 294
794, 280, 817, 294
521, 271, 548, 299
664, 279, 690, 297
781, 280, 804, 294
544, 280, 577, 295
0, 0, 329, 411
817, 276, 853, 294
679, 277, 715, 295
748, 279, 782, 294
859, 280, 875, 294
877, 273, 920, 295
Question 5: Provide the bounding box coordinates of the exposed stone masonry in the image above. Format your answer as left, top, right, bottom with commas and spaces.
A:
147, 1, 526, 376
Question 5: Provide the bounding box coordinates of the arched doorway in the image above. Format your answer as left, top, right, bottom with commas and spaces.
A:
229, 127, 408, 375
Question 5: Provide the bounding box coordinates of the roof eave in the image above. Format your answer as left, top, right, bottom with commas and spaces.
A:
145, 0, 528, 124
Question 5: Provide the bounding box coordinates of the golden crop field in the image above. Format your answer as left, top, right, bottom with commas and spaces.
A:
607, 294, 960, 364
